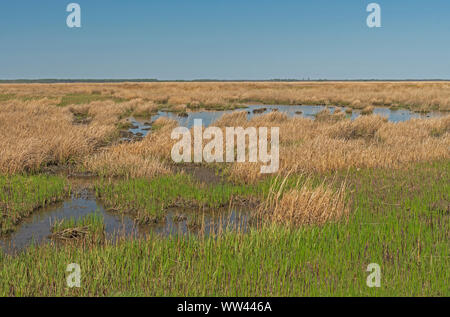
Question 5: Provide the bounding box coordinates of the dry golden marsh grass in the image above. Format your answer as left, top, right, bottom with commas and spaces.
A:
220, 111, 450, 183
0, 83, 449, 226
1, 81, 450, 111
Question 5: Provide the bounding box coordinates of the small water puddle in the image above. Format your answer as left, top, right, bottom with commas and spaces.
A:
128, 117, 152, 136
140, 207, 250, 237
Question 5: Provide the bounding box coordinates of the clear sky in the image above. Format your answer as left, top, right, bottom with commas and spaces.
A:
1, 0, 449, 80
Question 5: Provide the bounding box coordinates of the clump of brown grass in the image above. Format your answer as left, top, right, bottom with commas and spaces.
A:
258, 174, 349, 226
315, 108, 346, 123
213, 111, 248, 127
250, 111, 288, 124
227, 162, 263, 184
429, 115, 450, 137
83, 117, 177, 178
351, 99, 362, 108
314, 109, 333, 122
0, 99, 116, 174
152, 116, 179, 131
327, 115, 387, 140
133, 101, 160, 117
361, 106, 374, 115
224, 112, 450, 182
83, 149, 171, 179
0, 96, 171, 174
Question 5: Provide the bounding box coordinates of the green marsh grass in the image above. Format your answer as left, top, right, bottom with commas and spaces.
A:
95, 174, 270, 224
51, 212, 105, 243
0, 175, 69, 235
0, 94, 16, 102
0, 161, 447, 296
0, 213, 447, 296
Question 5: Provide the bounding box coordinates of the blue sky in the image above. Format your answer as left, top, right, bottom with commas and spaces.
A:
0, 0, 449, 79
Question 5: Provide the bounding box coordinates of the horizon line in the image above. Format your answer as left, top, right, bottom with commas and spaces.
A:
1, 78, 450, 84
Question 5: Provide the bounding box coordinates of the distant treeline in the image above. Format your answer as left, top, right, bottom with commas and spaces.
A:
0, 79, 448, 83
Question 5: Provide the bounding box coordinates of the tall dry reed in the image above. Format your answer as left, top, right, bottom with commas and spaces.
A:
258, 173, 350, 226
